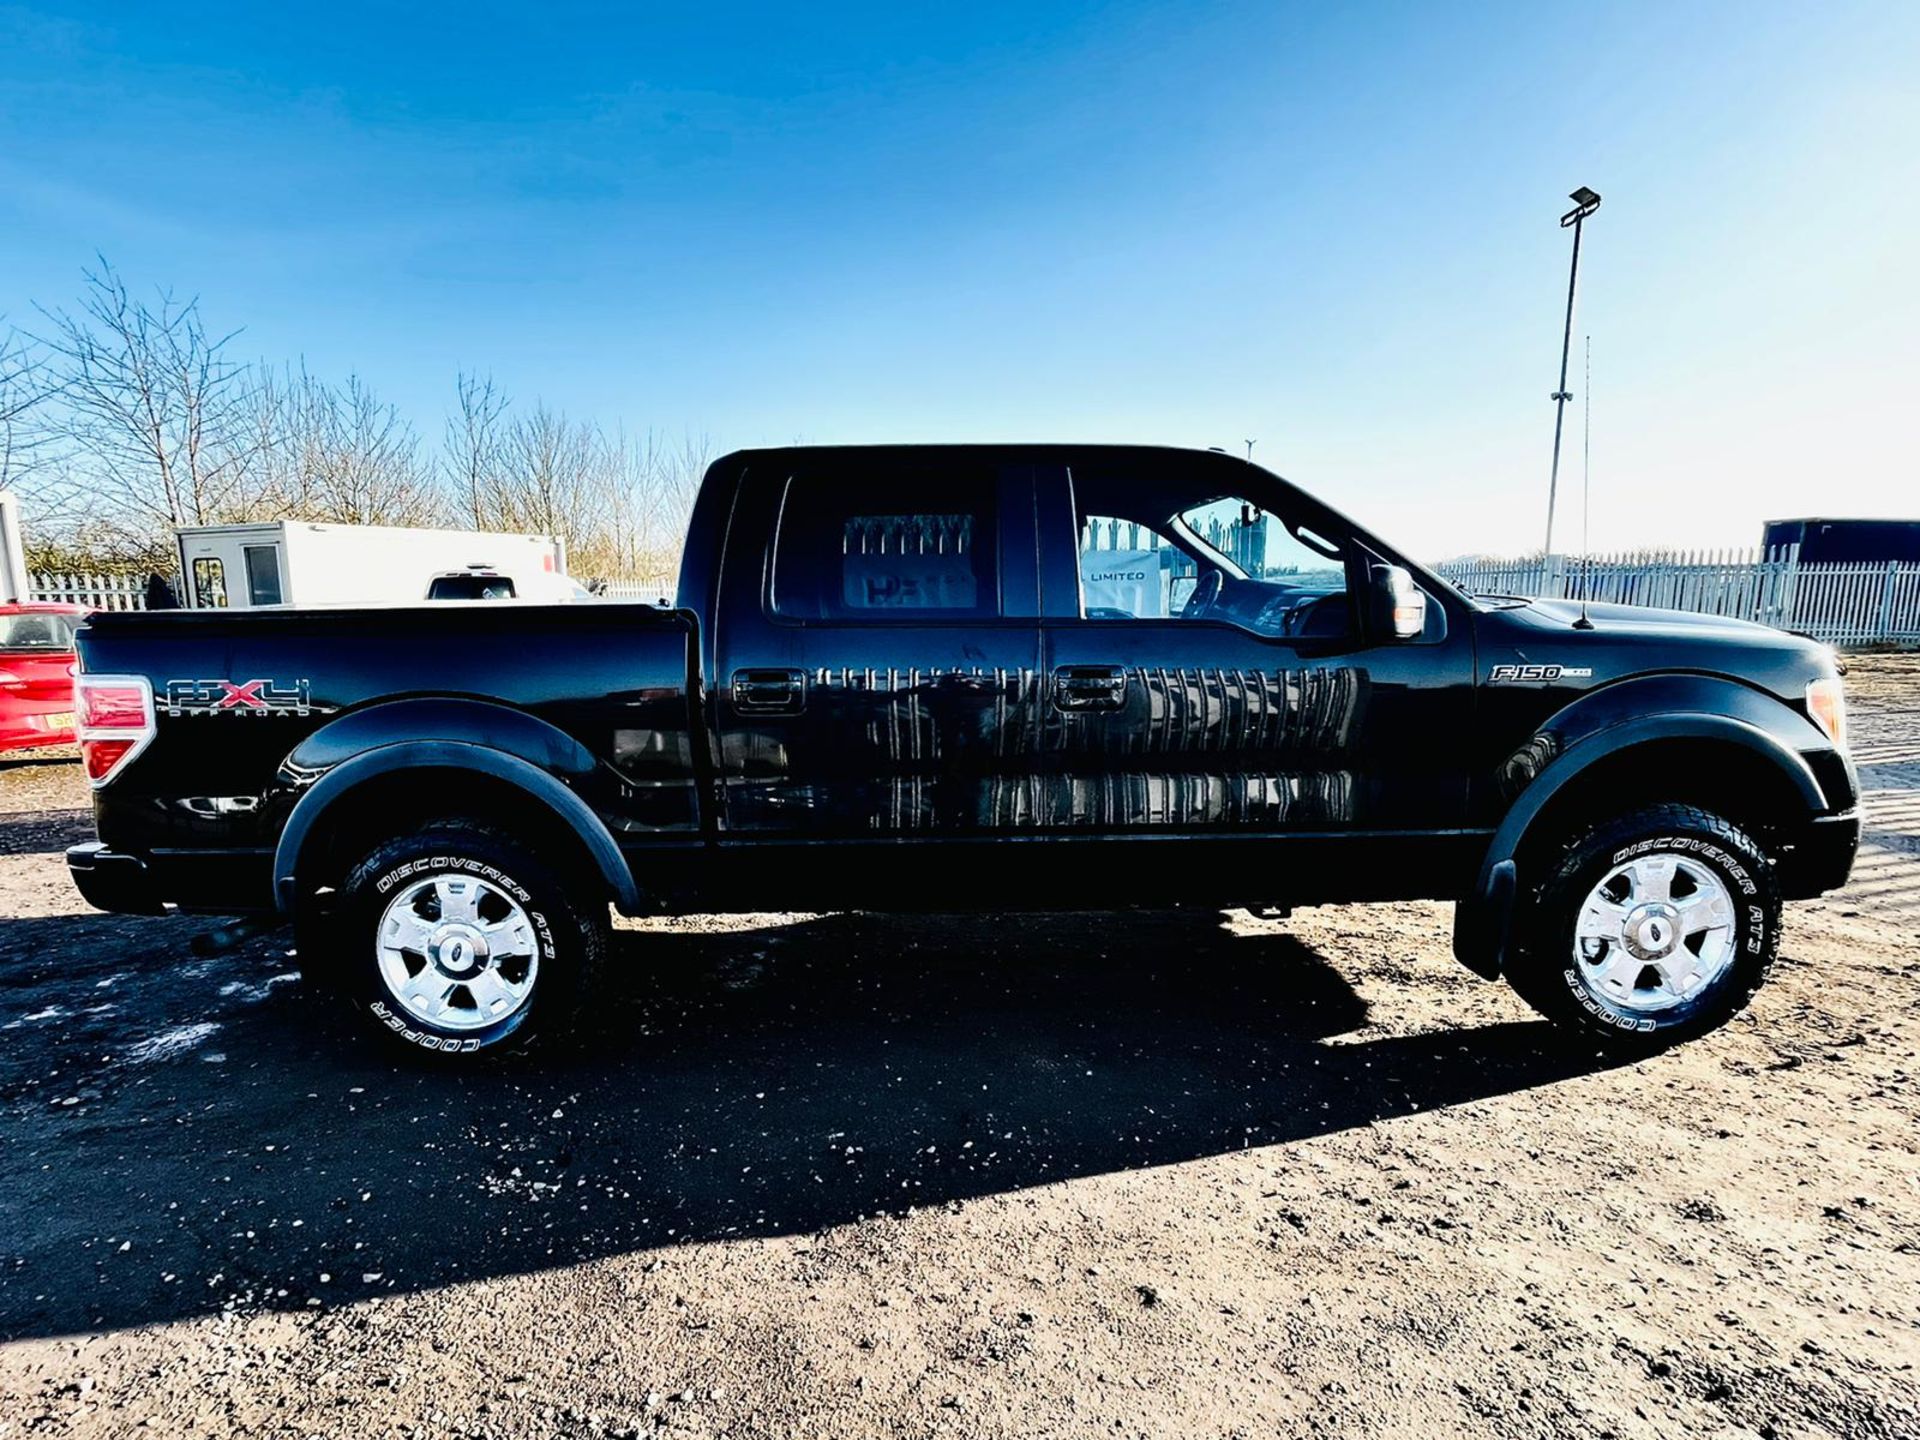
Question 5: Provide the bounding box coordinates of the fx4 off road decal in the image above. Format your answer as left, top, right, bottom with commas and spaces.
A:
164, 678, 320, 717
1489, 663, 1594, 684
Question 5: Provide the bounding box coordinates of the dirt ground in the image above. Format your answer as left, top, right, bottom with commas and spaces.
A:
1, 657, 1916, 1440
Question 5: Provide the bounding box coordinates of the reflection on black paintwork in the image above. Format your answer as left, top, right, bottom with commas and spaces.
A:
721, 663, 1367, 832
1051, 665, 1365, 756
1022, 769, 1355, 827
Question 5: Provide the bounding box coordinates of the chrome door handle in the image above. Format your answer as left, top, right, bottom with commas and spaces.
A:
1053, 664, 1128, 711
731, 668, 806, 714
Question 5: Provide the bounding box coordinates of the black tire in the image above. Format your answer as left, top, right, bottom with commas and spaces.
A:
1507, 805, 1781, 1052
317, 821, 605, 1060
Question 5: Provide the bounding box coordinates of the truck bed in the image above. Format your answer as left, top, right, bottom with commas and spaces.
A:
76, 601, 703, 899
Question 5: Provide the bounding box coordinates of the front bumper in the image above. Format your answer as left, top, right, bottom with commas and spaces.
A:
66, 842, 168, 915
1778, 808, 1862, 898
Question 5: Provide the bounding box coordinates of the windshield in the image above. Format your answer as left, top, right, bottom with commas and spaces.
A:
0, 612, 79, 651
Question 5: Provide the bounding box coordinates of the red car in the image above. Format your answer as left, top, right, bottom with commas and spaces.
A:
0, 604, 85, 753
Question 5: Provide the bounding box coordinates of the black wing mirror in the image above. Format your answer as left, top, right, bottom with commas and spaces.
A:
1369, 564, 1427, 641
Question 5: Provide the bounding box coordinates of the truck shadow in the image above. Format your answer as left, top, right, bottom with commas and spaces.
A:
0, 906, 1625, 1340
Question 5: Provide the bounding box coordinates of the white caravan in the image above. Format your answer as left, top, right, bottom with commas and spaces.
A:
173, 522, 570, 610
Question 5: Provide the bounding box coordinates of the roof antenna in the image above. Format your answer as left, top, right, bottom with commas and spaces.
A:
1573, 333, 1596, 630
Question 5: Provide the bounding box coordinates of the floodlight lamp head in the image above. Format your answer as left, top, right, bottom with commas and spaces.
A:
1561, 186, 1602, 227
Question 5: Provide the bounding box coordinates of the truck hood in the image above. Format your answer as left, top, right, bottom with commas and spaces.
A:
1476, 596, 1835, 702
1515, 597, 1788, 640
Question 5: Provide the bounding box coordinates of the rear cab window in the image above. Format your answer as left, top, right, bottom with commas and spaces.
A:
770, 471, 1001, 621
427, 574, 517, 600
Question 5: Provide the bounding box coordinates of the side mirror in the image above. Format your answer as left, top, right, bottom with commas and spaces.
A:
1370, 564, 1427, 641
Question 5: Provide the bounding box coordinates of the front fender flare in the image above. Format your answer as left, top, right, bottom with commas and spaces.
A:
1452, 709, 1826, 979
272, 740, 641, 916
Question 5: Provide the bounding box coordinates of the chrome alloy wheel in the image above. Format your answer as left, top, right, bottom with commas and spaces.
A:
1572, 852, 1738, 1013
375, 875, 539, 1031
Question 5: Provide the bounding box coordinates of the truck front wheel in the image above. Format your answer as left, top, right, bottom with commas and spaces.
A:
320, 822, 604, 1059
1507, 805, 1781, 1051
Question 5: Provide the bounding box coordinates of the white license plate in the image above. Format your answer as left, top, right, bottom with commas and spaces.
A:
39, 711, 74, 731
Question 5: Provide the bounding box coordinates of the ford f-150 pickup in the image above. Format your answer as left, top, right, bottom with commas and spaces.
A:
66, 445, 1860, 1060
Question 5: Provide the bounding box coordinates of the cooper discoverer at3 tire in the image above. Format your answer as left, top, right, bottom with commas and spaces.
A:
324, 822, 605, 1059
1507, 804, 1781, 1051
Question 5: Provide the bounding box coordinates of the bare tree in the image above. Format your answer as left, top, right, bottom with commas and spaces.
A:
37, 261, 262, 536
491, 402, 606, 547
15, 262, 712, 577
281, 369, 441, 526
446, 372, 509, 529
0, 326, 57, 492
573, 427, 709, 582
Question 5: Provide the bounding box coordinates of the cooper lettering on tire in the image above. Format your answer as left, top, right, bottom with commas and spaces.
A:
311, 821, 606, 1060
1506, 804, 1781, 1052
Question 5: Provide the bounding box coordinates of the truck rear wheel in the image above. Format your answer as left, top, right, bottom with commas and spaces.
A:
1507, 805, 1780, 1051
322, 821, 604, 1059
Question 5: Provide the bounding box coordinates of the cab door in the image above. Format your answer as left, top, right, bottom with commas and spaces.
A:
710, 452, 1049, 875
1032, 453, 1479, 902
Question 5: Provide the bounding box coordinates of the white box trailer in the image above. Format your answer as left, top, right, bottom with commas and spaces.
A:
173, 522, 570, 610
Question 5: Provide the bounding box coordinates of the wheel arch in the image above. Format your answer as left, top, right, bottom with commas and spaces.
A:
1454, 710, 1827, 979
273, 740, 641, 917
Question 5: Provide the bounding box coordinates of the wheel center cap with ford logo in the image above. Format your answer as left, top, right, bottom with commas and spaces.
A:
1622, 903, 1681, 960
433, 924, 489, 978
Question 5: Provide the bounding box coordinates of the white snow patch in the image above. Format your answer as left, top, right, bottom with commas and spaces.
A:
219, 973, 300, 1004
125, 1022, 223, 1064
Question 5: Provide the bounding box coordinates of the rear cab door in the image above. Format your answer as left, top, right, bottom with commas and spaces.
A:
707, 448, 1050, 904
1034, 449, 1481, 904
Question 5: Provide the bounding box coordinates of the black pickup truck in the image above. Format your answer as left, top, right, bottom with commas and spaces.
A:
68, 444, 1859, 1060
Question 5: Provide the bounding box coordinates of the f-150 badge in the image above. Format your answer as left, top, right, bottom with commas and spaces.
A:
165, 678, 318, 717
1489, 663, 1594, 683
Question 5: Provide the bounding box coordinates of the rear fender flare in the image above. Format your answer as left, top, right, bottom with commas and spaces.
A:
273, 739, 640, 915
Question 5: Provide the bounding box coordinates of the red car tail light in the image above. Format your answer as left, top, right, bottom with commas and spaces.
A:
75, 674, 155, 786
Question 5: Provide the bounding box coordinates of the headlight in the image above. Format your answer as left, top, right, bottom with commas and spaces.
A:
1806, 675, 1847, 750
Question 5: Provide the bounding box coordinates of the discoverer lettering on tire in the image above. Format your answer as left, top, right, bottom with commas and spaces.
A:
320, 822, 605, 1061
1507, 805, 1781, 1053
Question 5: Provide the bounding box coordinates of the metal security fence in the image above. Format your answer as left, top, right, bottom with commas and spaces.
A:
1785, 561, 1920, 646
1435, 546, 1920, 648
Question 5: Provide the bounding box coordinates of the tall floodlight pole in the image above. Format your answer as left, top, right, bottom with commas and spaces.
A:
1543, 186, 1601, 556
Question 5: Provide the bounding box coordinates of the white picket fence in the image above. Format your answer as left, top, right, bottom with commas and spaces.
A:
1436, 546, 1920, 647
595, 575, 678, 604
27, 571, 156, 610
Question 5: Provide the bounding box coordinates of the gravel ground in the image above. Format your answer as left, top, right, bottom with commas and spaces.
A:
0, 659, 1916, 1439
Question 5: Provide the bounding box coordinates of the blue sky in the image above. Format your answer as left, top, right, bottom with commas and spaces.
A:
2, 1, 1914, 557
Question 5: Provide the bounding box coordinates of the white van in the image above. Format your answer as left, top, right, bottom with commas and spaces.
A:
173, 522, 568, 609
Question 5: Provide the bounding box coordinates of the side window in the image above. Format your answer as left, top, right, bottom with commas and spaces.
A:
190, 557, 228, 609
1070, 468, 1352, 639
771, 472, 1000, 620
1077, 515, 1192, 619
243, 545, 284, 606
